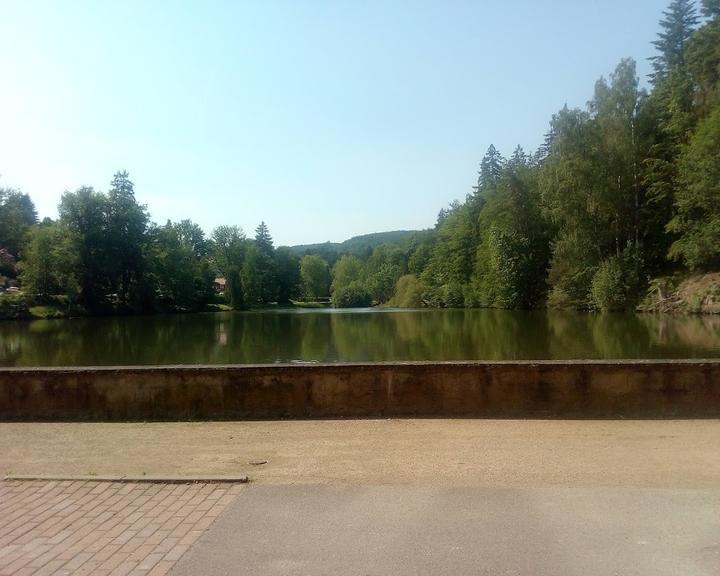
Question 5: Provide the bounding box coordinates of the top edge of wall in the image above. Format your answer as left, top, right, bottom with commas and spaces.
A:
2, 359, 720, 371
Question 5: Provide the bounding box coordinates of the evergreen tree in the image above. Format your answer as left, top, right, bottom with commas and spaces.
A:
475, 165, 550, 309
540, 60, 650, 310
242, 221, 277, 303
667, 108, 720, 268
686, 2, 720, 114
254, 221, 274, 255
7, 0, 720, 319
644, 1, 703, 275
508, 145, 529, 169
701, 0, 720, 17
532, 127, 556, 165
421, 201, 477, 307
475, 144, 505, 193
591, 59, 647, 259
650, 0, 699, 84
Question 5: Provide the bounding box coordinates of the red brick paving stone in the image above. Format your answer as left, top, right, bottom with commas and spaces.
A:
0, 481, 241, 576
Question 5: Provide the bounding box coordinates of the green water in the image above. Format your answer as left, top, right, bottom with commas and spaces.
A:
2, 308, 720, 366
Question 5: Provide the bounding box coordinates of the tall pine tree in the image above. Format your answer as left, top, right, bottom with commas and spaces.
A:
650, 0, 699, 83
254, 221, 274, 256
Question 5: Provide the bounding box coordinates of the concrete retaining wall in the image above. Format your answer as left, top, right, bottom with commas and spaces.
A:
1, 361, 719, 421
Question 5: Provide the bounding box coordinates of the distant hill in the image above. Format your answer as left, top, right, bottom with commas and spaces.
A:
290, 230, 422, 257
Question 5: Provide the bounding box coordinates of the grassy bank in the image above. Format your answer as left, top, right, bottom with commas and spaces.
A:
0, 292, 334, 321
5, 273, 720, 321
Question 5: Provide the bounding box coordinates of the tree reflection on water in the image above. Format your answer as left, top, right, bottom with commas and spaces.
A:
2, 309, 720, 366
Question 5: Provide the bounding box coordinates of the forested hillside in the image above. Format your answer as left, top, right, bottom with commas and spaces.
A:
290, 231, 421, 262
1, 0, 719, 317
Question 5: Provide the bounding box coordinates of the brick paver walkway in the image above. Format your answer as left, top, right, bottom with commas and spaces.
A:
0, 480, 242, 576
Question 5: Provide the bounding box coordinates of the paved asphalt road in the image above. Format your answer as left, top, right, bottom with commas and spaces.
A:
171, 485, 720, 576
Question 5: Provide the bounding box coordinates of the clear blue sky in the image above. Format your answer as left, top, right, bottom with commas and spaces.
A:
0, 0, 669, 246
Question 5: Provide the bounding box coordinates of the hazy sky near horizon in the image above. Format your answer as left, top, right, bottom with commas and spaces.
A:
1, 0, 669, 246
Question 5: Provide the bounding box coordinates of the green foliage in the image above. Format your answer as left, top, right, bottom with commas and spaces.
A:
299, 254, 330, 300
242, 243, 277, 305
364, 244, 406, 304
702, 0, 720, 17
643, 3, 710, 265
174, 219, 209, 257
254, 221, 274, 255
422, 281, 465, 308
106, 171, 150, 306
58, 186, 109, 306
0, 291, 29, 319
275, 247, 301, 304
477, 144, 505, 190
210, 225, 246, 308
546, 232, 599, 309
0, 189, 37, 257
477, 228, 534, 308
3, 1, 720, 319
590, 252, 642, 312
474, 163, 550, 309
331, 280, 372, 308
667, 107, 720, 268
539, 59, 652, 310
421, 200, 478, 307
291, 230, 419, 260
151, 220, 214, 309
29, 300, 78, 319
407, 241, 432, 275
650, 0, 699, 83
686, 17, 720, 115
331, 255, 364, 293
58, 175, 151, 309
388, 274, 425, 308
225, 267, 244, 309
330, 255, 370, 307
231, 222, 278, 307
0, 248, 16, 279
18, 223, 79, 300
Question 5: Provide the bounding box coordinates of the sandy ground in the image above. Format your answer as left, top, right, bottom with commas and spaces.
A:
2, 419, 719, 488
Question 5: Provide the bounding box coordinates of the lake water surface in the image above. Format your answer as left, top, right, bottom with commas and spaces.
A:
2, 308, 720, 366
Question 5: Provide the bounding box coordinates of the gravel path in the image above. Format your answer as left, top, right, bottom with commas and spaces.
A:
2, 419, 719, 488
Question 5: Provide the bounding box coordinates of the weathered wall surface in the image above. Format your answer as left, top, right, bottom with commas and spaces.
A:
1, 361, 719, 421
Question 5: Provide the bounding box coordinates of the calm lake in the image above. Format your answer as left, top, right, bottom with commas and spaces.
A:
2, 308, 720, 367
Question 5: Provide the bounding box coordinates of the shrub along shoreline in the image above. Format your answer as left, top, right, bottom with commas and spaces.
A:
4, 271, 720, 321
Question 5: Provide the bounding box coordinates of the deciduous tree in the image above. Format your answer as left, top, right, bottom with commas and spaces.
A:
300, 254, 330, 300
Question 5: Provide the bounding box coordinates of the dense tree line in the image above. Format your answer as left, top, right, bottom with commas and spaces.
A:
1, 0, 719, 316
0, 173, 311, 316
360, 0, 720, 312
330, 1, 719, 311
